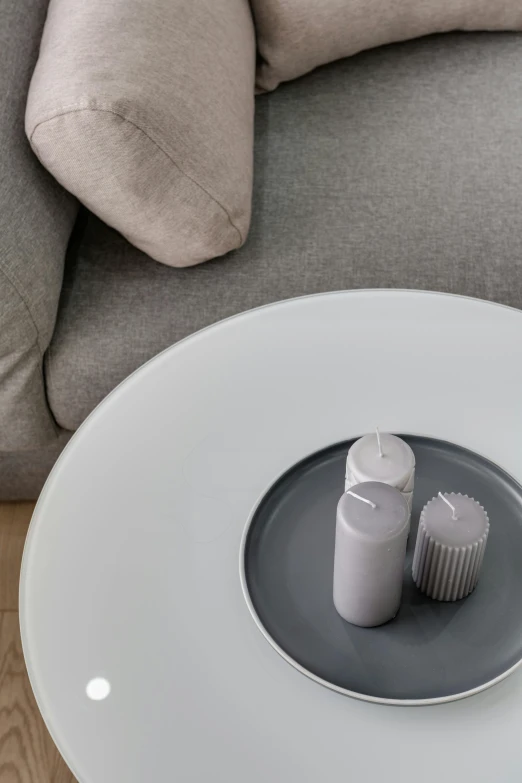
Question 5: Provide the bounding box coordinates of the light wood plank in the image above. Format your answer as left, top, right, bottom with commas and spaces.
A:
0, 612, 54, 782
0, 503, 77, 782
51, 748, 78, 783
0, 502, 35, 611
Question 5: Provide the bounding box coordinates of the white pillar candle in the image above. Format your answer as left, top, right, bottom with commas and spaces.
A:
333, 481, 409, 628
412, 492, 490, 602
345, 431, 415, 527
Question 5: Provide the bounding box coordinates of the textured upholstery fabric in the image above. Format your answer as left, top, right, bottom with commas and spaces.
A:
0, 432, 72, 501
25, 0, 256, 268
44, 35, 522, 432
0, 0, 78, 451
251, 0, 522, 90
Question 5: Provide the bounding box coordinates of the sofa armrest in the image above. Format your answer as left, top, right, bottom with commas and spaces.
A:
0, 0, 78, 450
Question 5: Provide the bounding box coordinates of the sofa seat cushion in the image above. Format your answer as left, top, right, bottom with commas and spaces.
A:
251, 0, 522, 90
47, 34, 522, 430
26, 0, 256, 268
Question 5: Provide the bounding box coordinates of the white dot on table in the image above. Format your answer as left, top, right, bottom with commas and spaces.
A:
86, 677, 111, 701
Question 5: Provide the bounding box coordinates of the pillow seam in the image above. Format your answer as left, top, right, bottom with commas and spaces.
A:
29, 106, 244, 247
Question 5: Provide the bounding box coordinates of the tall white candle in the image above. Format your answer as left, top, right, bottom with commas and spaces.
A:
333, 481, 409, 627
345, 431, 415, 527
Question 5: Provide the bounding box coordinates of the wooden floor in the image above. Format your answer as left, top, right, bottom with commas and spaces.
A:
0, 502, 76, 783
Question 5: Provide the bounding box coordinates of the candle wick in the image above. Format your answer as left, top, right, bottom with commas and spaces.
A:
376, 427, 385, 458
347, 490, 377, 510
438, 492, 458, 521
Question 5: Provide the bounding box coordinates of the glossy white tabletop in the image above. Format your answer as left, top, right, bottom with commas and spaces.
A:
20, 291, 522, 782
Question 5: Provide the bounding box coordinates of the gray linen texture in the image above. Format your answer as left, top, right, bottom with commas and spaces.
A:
25, 0, 256, 268
46, 35, 522, 432
0, 0, 78, 451
3, 32, 522, 499
251, 0, 522, 90
0, 432, 71, 501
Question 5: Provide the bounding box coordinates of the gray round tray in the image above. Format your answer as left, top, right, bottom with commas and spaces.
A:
242, 436, 522, 703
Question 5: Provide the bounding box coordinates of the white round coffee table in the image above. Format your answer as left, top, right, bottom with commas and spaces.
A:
20, 291, 522, 782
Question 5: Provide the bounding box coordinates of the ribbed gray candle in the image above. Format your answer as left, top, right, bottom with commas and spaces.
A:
333, 481, 409, 627
412, 493, 490, 602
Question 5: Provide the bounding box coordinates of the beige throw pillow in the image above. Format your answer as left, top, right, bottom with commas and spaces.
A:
251, 0, 522, 91
26, 0, 256, 267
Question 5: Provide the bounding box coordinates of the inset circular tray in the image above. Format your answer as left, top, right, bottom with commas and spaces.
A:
242, 436, 522, 704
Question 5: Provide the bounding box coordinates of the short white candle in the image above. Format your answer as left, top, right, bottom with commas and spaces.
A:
345, 431, 415, 526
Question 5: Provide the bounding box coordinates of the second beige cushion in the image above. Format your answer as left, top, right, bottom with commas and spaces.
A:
26, 0, 256, 268
251, 0, 522, 91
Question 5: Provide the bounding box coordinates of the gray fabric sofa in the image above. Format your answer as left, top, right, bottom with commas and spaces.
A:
2, 0, 522, 499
